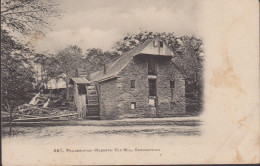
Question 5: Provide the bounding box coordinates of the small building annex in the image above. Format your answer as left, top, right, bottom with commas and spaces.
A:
70, 36, 186, 120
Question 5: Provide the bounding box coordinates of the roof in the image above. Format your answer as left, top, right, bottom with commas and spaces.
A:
90, 36, 179, 82
44, 77, 66, 89
90, 38, 152, 82
69, 77, 90, 84
136, 37, 174, 57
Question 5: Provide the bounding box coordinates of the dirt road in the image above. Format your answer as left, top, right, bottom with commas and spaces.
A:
2, 117, 201, 139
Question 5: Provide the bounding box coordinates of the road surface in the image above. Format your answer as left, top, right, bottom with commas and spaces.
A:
2, 117, 202, 139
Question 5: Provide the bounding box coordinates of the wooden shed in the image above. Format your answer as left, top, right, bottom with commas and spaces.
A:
69, 77, 100, 119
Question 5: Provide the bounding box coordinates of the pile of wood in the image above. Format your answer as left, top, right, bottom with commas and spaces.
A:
17, 104, 49, 116
1, 92, 79, 123
2, 104, 78, 123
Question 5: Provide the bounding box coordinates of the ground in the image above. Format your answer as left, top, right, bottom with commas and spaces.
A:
1, 116, 205, 165
2, 117, 201, 139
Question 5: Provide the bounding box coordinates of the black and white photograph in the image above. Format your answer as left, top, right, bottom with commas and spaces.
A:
1, 0, 259, 165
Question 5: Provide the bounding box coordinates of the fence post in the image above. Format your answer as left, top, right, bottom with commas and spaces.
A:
9, 108, 12, 136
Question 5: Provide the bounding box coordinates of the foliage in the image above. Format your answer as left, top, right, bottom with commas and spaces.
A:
1, 30, 35, 112
84, 48, 120, 73
112, 31, 204, 101
1, 0, 61, 35
55, 45, 83, 78
85, 32, 204, 100
175, 36, 204, 99
113, 32, 178, 53
45, 45, 84, 99
29, 53, 56, 90
1, 0, 61, 112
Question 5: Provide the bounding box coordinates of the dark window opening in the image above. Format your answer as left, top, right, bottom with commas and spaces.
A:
131, 102, 136, 110
130, 80, 135, 88
78, 84, 87, 94
153, 41, 158, 47
170, 80, 175, 99
170, 80, 175, 89
160, 41, 163, 48
149, 79, 156, 96
148, 56, 156, 75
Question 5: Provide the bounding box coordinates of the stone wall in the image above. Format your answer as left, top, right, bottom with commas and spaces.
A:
156, 57, 186, 116
98, 55, 185, 119
98, 78, 119, 120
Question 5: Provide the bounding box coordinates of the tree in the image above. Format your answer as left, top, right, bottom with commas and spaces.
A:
1, 0, 61, 131
112, 31, 204, 112
90, 32, 204, 101
30, 53, 55, 90
46, 45, 84, 100
1, 0, 61, 36
113, 31, 158, 53
84, 48, 120, 73
1, 30, 35, 113
174, 36, 204, 100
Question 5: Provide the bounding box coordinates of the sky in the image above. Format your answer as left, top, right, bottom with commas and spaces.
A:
33, 0, 202, 54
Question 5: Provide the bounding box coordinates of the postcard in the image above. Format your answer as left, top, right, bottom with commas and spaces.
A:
1, 0, 259, 165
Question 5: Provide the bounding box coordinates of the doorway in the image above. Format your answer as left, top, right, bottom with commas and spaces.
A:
148, 79, 157, 115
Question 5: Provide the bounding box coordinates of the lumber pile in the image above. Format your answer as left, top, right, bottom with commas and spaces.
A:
2, 104, 78, 122
2, 90, 78, 123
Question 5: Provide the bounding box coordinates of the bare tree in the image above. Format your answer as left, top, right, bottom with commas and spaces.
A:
1, 0, 61, 35
1, 0, 61, 134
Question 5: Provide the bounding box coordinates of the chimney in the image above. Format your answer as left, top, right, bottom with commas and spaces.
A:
103, 64, 106, 75
86, 71, 90, 80
75, 68, 79, 77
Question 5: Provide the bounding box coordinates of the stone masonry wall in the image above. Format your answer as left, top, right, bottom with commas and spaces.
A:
98, 78, 120, 120
156, 58, 186, 116
98, 55, 185, 119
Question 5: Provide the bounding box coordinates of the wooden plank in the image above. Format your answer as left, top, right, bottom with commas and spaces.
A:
88, 96, 98, 99
13, 113, 78, 122
85, 116, 100, 119
88, 99, 98, 101
2, 120, 70, 125
88, 95, 99, 97
13, 114, 43, 118
88, 96, 99, 98
88, 98, 98, 101
87, 107, 99, 111
88, 101, 98, 103
86, 104, 100, 106
88, 102, 98, 104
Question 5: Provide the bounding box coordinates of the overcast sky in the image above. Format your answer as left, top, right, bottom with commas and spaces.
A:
34, 0, 202, 53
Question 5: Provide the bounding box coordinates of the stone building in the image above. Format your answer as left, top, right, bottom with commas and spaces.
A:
79, 36, 186, 120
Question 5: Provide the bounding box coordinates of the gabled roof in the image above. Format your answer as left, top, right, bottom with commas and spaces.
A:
69, 77, 90, 84
90, 38, 152, 82
136, 36, 174, 57
89, 36, 179, 82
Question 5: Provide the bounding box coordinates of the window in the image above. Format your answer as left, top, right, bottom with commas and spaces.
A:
160, 41, 163, 48
170, 80, 175, 89
153, 41, 158, 47
130, 80, 135, 88
78, 84, 87, 94
148, 56, 156, 75
131, 102, 136, 110
148, 98, 156, 106
116, 77, 123, 88
116, 83, 123, 88
149, 79, 156, 96
185, 79, 193, 98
